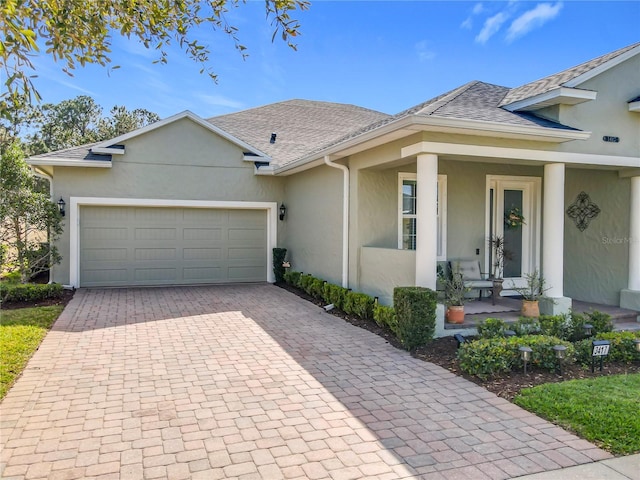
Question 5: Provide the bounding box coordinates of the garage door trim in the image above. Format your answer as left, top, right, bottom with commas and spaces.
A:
69, 197, 278, 288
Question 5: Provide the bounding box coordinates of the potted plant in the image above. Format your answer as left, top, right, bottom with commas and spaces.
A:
443, 273, 469, 324
488, 235, 512, 299
514, 269, 548, 317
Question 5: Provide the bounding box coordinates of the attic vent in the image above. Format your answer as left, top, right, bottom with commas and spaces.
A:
270, 133, 277, 144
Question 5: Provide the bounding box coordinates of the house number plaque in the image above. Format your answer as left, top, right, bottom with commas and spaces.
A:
602, 136, 619, 143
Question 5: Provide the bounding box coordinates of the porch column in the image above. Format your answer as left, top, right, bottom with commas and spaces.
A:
540, 163, 572, 315
620, 175, 640, 314
415, 153, 438, 290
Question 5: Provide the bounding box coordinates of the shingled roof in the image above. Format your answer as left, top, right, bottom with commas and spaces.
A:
500, 42, 640, 107
207, 100, 389, 167
28, 142, 112, 163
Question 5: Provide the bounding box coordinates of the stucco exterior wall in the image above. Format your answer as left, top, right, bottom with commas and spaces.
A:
564, 168, 630, 305
280, 165, 343, 285
51, 118, 285, 285
359, 247, 415, 305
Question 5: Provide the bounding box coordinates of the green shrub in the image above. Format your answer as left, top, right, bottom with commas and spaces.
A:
283, 270, 301, 287
575, 331, 640, 365
0, 283, 64, 303
393, 287, 437, 350
513, 317, 541, 336
373, 305, 398, 335
477, 317, 507, 338
538, 314, 571, 340
309, 278, 325, 300
324, 284, 348, 310
272, 248, 287, 283
299, 274, 314, 294
343, 292, 375, 319
457, 335, 574, 378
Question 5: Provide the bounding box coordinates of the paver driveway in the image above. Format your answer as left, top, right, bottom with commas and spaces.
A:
0, 285, 611, 480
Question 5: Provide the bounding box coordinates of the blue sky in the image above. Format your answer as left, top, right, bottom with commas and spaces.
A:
31, 1, 639, 119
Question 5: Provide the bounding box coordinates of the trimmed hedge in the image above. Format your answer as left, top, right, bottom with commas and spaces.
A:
457, 335, 574, 378
0, 282, 64, 303
374, 305, 398, 335
283, 270, 302, 287
272, 248, 287, 283
575, 331, 640, 365
393, 286, 437, 350
343, 292, 375, 320
523, 311, 613, 342
324, 283, 348, 310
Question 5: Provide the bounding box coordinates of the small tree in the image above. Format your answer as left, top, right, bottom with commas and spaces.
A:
0, 142, 63, 282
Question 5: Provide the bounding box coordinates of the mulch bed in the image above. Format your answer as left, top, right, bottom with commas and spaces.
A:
1, 288, 76, 311
277, 283, 640, 401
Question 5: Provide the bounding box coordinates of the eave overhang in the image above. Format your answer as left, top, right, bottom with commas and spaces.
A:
273, 114, 590, 176
502, 87, 597, 112
629, 100, 640, 113
26, 158, 112, 168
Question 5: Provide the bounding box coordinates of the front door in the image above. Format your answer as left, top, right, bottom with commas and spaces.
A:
486, 176, 541, 291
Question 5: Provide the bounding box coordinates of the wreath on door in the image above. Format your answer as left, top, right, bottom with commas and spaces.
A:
505, 206, 526, 229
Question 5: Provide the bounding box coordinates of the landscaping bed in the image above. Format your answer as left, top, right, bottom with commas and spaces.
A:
277, 282, 640, 402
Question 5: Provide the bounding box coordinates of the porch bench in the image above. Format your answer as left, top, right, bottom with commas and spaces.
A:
449, 259, 495, 302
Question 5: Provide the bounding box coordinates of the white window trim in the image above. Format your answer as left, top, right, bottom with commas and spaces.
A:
398, 173, 447, 261
69, 197, 278, 288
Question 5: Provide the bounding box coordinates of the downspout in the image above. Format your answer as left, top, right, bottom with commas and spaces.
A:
323, 155, 349, 288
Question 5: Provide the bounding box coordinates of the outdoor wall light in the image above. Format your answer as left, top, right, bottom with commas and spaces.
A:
553, 345, 567, 375
633, 338, 640, 353
519, 346, 532, 374
279, 203, 286, 221
57, 197, 66, 217
583, 323, 593, 337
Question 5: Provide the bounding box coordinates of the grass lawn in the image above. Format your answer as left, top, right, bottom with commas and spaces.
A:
515, 373, 640, 455
0, 306, 64, 399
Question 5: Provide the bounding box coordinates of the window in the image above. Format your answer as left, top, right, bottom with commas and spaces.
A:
398, 173, 447, 260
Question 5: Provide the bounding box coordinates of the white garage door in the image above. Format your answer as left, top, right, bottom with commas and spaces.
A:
80, 206, 267, 287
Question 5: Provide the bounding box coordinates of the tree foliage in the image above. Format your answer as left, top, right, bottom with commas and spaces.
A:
1, 0, 309, 119
22, 95, 160, 155
0, 142, 63, 283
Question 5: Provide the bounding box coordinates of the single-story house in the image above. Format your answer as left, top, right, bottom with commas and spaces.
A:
28, 42, 640, 334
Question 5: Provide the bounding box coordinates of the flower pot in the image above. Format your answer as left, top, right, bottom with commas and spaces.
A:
446, 305, 465, 324
521, 300, 540, 318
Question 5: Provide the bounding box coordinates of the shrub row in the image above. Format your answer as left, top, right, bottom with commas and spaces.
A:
477, 310, 613, 342
0, 282, 64, 303
282, 271, 437, 350
574, 331, 640, 365
457, 335, 575, 379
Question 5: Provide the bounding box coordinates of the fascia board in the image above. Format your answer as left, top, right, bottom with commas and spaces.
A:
26, 158, 112, 168
502, 87, 597, 112
90, 147, 125, 155
565, 45, 640, 87
629, 101, 640, 113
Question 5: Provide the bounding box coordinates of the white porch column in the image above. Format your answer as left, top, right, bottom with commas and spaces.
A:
621, 176, 640, 314
540, 163, 571, 315
415, 153, 438, 290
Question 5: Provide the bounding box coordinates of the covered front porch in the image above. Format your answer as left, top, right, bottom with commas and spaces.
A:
348, 141, 640, 336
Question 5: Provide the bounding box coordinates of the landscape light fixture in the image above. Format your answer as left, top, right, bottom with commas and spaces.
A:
57, 197, 66, 217
519, 346, 532, 375
583, 323, 593, 337
454, 334, 466, 349
279, 204, 286, 221
553, 345, 567, 375
633, 338, 640, 353
504, 330, 516, 338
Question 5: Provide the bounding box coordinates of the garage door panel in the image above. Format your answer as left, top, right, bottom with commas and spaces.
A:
183, 228, 223, 241
80, 206, 267, 287
134, 248, 176, 261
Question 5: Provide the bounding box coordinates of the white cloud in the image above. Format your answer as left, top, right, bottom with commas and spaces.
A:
475, 12, 510, 44
461, 3, 484, 29
506, 2, 563, 42
473, 3, 484, 15
415, 40, 436, 62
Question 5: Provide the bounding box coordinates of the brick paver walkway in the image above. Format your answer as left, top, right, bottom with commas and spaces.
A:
0, 285, 611, 479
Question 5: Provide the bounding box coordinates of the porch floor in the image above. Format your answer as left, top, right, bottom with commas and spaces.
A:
446, 296, 640, 332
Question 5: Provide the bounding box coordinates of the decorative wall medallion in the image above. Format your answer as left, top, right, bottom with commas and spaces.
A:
566, 191, 600, 232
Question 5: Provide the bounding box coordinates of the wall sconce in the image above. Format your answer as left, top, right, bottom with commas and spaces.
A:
553, 345, 567, 375
279, 204, 286, 221
57, 197, 66, 217
519, 346, 532, 374
583, 323, 593, 337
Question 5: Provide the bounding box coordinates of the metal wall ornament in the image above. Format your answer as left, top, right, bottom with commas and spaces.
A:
566, 191, 601, 232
